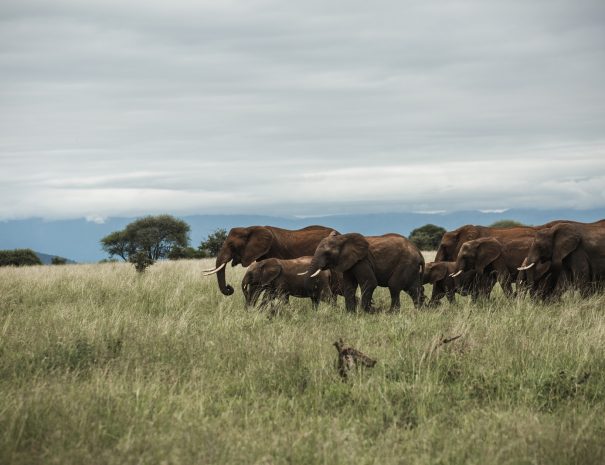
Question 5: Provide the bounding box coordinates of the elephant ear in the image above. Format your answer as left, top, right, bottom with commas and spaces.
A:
534, 260, 551, 282
552, 226, 580, 267
260, 262, 282, 285
427, 262, 449, 283
241, 227, 273, 267
335, 234, 369, 272
476, 240, 502, 274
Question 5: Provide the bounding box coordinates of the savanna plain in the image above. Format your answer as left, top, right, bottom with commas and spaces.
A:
1, 257, 604, 465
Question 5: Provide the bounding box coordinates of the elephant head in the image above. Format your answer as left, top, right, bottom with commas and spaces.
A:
205, 226, 274, 295
518, 224, 581, 291
305, 231, 369, 276
435, 225, 480, 262
452, 238, 503, 276
423, 261, 452, 285
241, 260, 282, 307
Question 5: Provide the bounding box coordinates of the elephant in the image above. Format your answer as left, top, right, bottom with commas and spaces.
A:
517, 221, 605, 299
303, 231, 425, 312
423, 261, 458, 305
450, 237, 532, 298
434, 220, 569, 263
204, 225, 336, 296
241, 257, 336, 309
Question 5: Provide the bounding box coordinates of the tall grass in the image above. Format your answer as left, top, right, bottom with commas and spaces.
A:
1, 259, 604, 464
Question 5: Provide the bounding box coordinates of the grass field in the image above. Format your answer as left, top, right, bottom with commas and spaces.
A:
1, 258, 604, 464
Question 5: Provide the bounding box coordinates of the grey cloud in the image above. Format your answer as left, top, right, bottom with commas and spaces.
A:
0, 0, 604, 219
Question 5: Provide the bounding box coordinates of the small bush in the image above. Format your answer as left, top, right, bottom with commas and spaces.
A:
129, 251, 154, 273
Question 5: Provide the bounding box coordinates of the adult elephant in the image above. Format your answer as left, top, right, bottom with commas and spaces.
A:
435, 224, 549, 263
517, 221, 605, 299
302, 231, 425, 312
450, 237, 532, 298
204, 225, 336, 296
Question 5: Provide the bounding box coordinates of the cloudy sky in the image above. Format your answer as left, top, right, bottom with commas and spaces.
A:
1, 0, 604, 221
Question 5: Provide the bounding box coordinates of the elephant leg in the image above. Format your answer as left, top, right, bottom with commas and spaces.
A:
428, 282, 446, 307
260, 289, 275, 308
443, 280, 456, 304
352, 261, 377, 313
388, 287, 401, 312
406, 285, 425, 309
480, 274, 495, 299
310, 295, 320, 310
361, 286, 377, 312
342, 271, 358, 312
499, 274, 514, 298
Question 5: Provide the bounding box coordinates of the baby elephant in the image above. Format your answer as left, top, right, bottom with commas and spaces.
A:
423, 261, 458, 306
241, 257, 335, 309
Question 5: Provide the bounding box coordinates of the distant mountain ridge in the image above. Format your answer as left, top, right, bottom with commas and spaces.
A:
1, 208, 604, 263
34, 252, 77, 265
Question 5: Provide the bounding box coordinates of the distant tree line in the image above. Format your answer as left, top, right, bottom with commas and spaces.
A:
488, 220, 525, 228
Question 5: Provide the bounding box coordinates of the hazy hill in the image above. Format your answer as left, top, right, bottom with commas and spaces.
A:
1, 208, 604, 263
34, 252, 77, 265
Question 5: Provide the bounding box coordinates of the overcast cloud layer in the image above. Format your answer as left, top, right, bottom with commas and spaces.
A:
1, 0, 604, 220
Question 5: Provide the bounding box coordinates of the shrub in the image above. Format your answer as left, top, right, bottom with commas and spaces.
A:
129, 251, 154, 273
0, 249, 42, 267
409, 224, 446, 250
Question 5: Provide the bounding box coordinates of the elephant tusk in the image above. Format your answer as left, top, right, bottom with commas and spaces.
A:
297, 271, 308, 276
450, 270, 463, 278
203, 262, 226, 276
310, 269, 322, 278
517, 262, 535, 271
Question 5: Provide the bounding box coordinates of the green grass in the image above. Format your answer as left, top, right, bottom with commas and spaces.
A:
1, 259, 604, 464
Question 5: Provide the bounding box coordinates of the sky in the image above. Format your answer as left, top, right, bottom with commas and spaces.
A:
1, 0, 604, 221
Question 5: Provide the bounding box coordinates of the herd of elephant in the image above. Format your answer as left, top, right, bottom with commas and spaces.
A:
202, 220, 605, 312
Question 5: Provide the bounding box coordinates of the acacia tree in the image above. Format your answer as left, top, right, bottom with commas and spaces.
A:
100, 230, 132, 261
100, 215, 191, 261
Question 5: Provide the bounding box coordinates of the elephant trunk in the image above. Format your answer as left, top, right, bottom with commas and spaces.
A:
242, 275, 251, 307
435, 246, 446, 262
453, 257, 467, 275
307, 254, 325, 277
215, 248, 234, 296
305, 255, 326, 286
